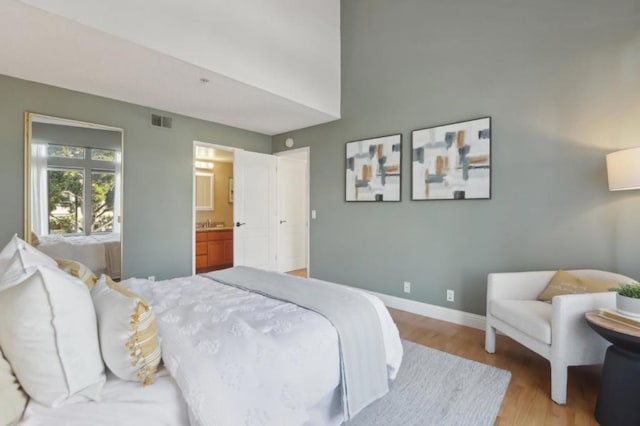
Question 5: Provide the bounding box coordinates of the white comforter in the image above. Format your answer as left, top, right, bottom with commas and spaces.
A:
126, 275, 402, 426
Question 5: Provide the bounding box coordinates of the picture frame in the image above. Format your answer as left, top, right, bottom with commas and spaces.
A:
228, 177, 234, 203
345, 134, 402, 202
411, 117, 491, 201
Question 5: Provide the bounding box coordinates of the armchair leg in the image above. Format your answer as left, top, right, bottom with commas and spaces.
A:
551, 363, 568, 405
485, 323, 496, 354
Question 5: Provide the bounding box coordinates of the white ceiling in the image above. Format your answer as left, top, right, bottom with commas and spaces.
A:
0, 0, 341, 135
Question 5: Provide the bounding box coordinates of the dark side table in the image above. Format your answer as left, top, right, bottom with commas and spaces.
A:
585, 310, 640, 426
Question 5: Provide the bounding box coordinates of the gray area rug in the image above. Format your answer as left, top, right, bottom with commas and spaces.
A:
346, 340, 511, 426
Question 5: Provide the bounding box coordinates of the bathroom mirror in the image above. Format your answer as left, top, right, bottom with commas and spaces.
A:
195, 171, 214, 211
24, 113, 124, 279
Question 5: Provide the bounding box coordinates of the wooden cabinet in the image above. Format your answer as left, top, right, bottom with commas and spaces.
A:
223, 239, 233, 264
195, 230, 233, 273
207, 241, 225, 267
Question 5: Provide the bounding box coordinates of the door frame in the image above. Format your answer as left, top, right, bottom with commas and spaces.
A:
192, 142, 310, 276
192, 141, 241, 275
274, 147, 310, 276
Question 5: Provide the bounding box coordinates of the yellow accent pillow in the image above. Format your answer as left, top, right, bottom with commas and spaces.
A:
56, 258, 98, 289
30, 232, 40, 248
0, 348, 28, 426
91, 275, 161, 385
537, 270, 620, 302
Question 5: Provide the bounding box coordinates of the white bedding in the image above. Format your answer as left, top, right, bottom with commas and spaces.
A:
17, 274, 402, 426
127, 274, 402, 426
20, 368, 189, 426
37, 233, 121, 277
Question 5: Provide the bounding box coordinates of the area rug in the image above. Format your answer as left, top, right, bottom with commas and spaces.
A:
346, 340, 511, 426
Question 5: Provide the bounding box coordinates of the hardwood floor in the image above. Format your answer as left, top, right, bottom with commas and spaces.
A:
287, 269, 600, 425
287, 268, 308, 278
390, 308, 600, 426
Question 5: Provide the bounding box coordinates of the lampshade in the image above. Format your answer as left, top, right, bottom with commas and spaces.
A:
606, 147, 640, 191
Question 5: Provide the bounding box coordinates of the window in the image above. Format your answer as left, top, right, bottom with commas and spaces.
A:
91, 149, 116, 162
91, 171, 116, 233
45, 144, 119, 236
47, 168, 84, 234
47, 144, 85, 160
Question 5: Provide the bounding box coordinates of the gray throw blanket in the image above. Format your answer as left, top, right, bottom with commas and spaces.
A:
206, 266, 389, 420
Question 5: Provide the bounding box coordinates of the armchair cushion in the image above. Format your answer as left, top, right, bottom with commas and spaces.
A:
491, 300, 552, 344
537, 270, 620, 302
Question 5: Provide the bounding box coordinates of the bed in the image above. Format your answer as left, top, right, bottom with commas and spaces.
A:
20, 369, 189, 426
11, 266, 403, 426
36, 233, 121, 279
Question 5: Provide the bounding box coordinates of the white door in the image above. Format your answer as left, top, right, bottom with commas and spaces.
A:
276, 156, 308, 272
233, 150, 277, 270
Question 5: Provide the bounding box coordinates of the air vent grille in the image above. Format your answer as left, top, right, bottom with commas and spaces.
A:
150, 113, 173, 129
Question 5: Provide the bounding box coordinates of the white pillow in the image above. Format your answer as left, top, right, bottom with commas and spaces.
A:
0, 347, 28, 426
91, 275, 161, 385
0, 242, 105, 407
0, 234, 57, 289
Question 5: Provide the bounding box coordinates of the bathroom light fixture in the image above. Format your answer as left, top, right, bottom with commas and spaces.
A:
195, 161, 214, 170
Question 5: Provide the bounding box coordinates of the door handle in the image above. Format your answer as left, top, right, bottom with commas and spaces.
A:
280, 220, 287, 224
235, 222, 246, 227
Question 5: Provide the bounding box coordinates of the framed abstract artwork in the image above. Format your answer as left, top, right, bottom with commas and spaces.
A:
345, 134, 402, 202
411, 117, 491, 200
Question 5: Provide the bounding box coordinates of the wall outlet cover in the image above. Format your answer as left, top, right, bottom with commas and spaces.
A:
447, 289, 454, 302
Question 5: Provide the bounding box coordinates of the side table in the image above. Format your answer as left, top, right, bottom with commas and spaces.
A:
585, 310, 640, 426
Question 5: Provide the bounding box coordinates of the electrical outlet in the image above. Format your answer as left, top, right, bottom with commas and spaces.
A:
446, 289, 454, 302
403, 281, 411, 293
148, 275, 156, 282
311, 210, 317, 219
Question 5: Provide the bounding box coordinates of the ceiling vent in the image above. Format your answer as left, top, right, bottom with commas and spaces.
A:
150, 113, 173, 129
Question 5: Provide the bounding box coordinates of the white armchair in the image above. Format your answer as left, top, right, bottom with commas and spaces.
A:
485, 269, 634, 405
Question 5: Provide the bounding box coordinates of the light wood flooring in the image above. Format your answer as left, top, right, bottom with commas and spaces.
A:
287, 268, 308, 278
391, 308, 600, 426
287, 269, 600, 425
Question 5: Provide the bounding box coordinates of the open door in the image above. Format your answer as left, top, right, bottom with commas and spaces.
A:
276, 156, 308, 272
233, 150, 277, 271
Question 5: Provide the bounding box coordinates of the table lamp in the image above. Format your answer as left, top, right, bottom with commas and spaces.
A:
606, 147, 640, 191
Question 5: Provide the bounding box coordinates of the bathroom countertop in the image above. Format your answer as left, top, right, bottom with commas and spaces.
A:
195, 227, 234, 232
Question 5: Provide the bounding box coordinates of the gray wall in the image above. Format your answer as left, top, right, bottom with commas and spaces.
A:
0, 75, 271, 280
274, 0, 640, 315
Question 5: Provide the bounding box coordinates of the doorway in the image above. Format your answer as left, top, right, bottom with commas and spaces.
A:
275, 147, 310, 275
192, 142, 310, 275
192, 142, 235, 274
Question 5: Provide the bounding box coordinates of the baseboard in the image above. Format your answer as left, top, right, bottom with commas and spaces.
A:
367, 290, 487, 331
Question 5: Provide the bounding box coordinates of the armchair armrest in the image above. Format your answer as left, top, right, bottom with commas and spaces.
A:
487, 271, 557, 302
551, 291, 616, 365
